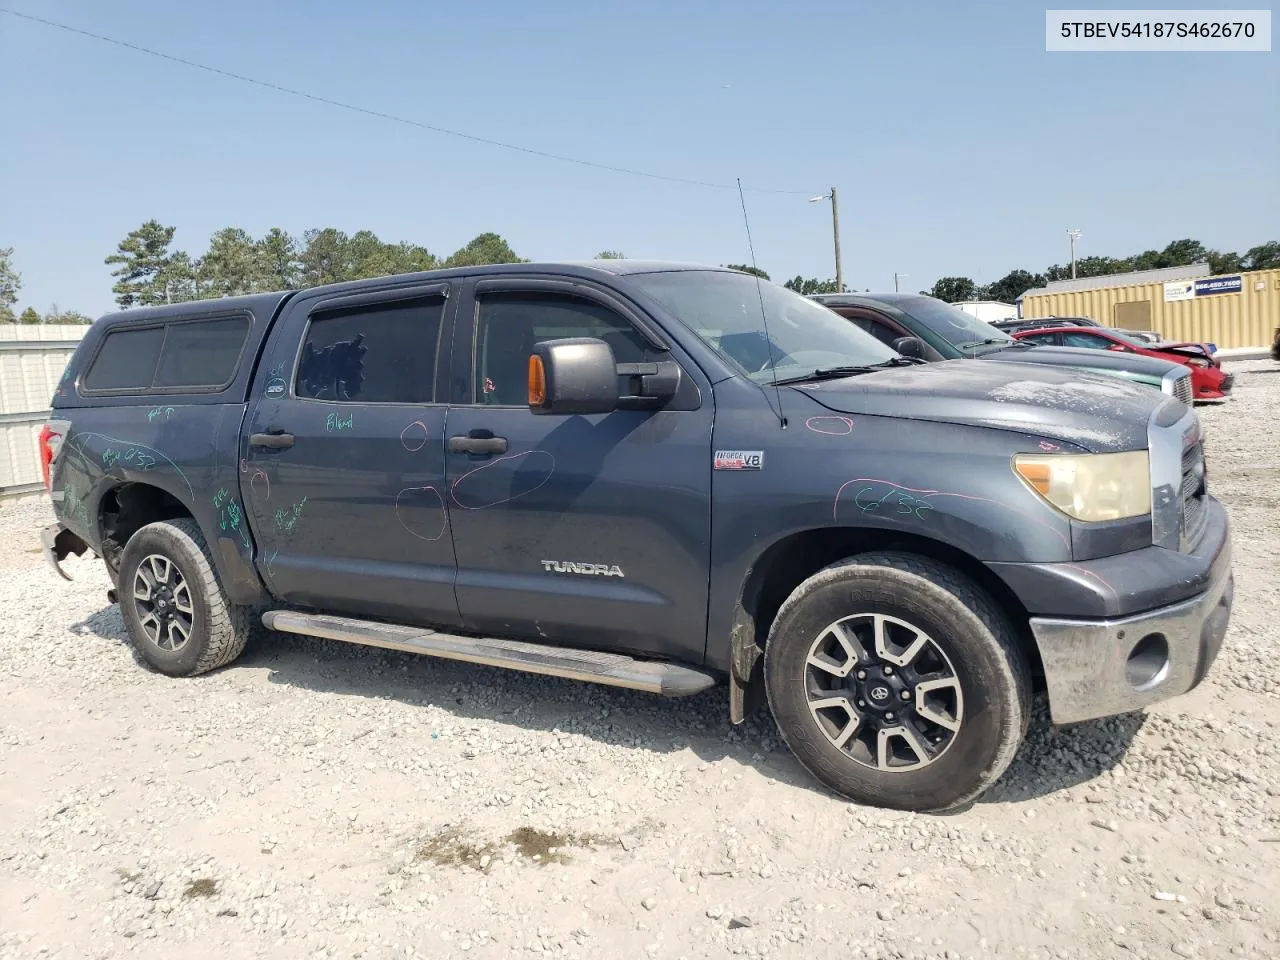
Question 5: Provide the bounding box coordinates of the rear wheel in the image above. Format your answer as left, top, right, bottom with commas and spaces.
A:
764, 552, 1031, 812
117, 519, 253, 677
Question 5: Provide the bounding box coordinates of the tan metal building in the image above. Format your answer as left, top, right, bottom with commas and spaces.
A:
1019, 267, 1280, 349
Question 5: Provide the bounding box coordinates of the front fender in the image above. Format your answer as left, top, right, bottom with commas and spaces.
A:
705, 392, 1079, 678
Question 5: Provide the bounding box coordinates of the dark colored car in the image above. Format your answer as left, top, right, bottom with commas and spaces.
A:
38, 262, 1232, 813
1011, 326, 1233, 401
812, 293, 1194, 405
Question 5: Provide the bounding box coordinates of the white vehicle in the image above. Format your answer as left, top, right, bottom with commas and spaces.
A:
951, 300, 1018, 323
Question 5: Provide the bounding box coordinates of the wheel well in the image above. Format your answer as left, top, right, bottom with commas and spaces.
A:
99, 483, 194, 584
732, 528, 1043, 712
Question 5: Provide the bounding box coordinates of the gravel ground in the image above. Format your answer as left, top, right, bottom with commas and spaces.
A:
2, 359, 1278, 960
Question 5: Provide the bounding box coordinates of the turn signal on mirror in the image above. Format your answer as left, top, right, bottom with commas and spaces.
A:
528, 355, 546, 407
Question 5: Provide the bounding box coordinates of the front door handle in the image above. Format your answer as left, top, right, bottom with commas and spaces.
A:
448, 432, 507, 455
250, 431, 295, 450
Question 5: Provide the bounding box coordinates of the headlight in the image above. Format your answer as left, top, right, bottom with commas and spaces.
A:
1013, 450, 1151, 522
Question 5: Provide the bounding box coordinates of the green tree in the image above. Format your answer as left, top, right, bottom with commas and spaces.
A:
0, 247, 20, 322
1077, 256, 1131, 278
1044, 256, 1130, 282
299, 228, 352, 287
927, 277, 978, 302
724, 264, 770, 280
1159, 238, 1208, 267
783, 276, 839, 296
1243, 241, 1280, 271
382, 241, 437, 276
342, 230, 398, 281
982, 269, 1045, 303
595, 250, 626, 259
443, 232, 524, 268
19, 306, 42, 324
255, 228, 301, 290
156, 251, 205, 304
106, 220, 179, 307
1207, 250, 1242, 275
45, 306, 93, 324
1126, 249, 1161, 272
202, 227, 263, 297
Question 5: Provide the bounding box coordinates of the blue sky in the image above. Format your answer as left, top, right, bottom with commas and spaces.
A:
1, 0, 1276, 317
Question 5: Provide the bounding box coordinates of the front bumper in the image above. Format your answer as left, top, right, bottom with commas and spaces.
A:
1028, 531, 1233, 725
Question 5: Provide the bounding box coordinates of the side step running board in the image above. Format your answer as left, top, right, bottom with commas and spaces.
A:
261, 610, 718, 697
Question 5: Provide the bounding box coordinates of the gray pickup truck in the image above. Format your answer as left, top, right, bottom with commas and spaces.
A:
39, 261, 1233, 812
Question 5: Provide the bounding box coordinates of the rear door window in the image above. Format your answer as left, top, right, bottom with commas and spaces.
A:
1062, 332, 1112, 350
296, 299, 445, 403
849, 315, 904, 348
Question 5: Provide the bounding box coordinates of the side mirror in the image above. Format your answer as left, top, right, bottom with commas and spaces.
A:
892, 336, 925, 359
528, 338, 618, 416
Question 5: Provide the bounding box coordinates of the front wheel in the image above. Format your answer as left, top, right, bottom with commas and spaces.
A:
117, 519, 253, 677
764, 552, 1031, 812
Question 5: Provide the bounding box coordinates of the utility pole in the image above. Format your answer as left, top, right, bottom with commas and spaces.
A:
809, 188, 844, 293
894, 272, 908, 293
830, 187, 843, 293
1067, 228, 1082, 279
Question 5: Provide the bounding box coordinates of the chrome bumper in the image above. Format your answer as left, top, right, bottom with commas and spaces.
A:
1029, 534, 1233, 725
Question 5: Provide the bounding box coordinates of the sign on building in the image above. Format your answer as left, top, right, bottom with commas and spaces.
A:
1194, 276, 1243, 297
1163, 280, 1195, 302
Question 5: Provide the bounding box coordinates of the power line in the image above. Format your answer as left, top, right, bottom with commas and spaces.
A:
1, 8, 817, 197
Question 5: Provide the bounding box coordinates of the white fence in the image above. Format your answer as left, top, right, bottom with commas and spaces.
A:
0, 324, 89, 499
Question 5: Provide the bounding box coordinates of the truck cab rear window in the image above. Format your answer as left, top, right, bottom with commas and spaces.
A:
83, 316, 251, 393
153, 317, 250, 388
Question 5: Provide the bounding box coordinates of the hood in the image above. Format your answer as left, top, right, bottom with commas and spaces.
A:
1153, 342, 1217, 364
794, 359, 1166, 453
984, 344, 1181, 377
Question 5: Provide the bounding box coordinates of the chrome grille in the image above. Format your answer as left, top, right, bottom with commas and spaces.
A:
1180, 441, 1208, 547
1172, 373, 1192, 405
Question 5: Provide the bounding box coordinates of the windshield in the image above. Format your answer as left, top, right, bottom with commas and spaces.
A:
627, 270, 898, 384
892, 296, 1016, 350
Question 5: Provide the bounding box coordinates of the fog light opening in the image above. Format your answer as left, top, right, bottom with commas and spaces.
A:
1125, 633, 1170, 691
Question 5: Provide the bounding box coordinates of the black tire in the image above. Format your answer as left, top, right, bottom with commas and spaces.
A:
117, 518, 253, 677
764, 552, 1031, 812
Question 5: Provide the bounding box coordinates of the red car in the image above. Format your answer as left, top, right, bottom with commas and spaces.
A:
1011, 326, 1233, 400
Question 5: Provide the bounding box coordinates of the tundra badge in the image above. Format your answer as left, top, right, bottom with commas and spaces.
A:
541, 561, 625, 578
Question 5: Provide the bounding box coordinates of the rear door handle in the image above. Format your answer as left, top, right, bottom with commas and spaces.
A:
448, 433, 507, 455
250, 431, 295, 450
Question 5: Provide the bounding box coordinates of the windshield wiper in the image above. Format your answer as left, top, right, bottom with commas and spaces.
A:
957, 338, 1014, 350
773, 357, 921, 385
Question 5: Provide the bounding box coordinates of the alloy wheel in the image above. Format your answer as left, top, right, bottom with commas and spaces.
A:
803, 613, 964, 771
131, 553, 196, 652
